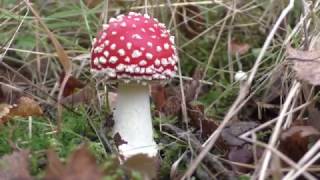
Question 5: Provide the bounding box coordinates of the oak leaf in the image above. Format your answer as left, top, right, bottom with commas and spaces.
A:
45, 145, 103, 180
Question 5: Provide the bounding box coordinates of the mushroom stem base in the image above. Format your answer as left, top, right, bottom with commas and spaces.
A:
113, 83, 157, 159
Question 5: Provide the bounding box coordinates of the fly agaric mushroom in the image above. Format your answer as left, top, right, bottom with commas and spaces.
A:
90, 12, 178, 159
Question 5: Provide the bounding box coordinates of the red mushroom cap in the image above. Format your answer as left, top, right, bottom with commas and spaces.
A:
90, 12, 178, 82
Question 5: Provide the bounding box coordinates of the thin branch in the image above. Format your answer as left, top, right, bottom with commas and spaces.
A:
181, 0, 296, 178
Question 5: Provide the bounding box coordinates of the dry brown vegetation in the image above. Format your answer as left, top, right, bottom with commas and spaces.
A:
1, 0, 320, 179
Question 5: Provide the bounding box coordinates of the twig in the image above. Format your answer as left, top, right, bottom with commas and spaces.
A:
174, 75, 213, 85
227, 1, 236, 83
165, 0, 190, 147
258, 81, 300, 180
0, 3, 29, 63
162, 124, 235, 180
283, 140, 320, 179
101, 0, 109, 24
240, 96, 318, 139
288, 153, 320, 180
85, 108, 113, 154
247, 0, 295, 85
181, 0, 296, 178
111, 1, 215, 11
240, 133, 316, 180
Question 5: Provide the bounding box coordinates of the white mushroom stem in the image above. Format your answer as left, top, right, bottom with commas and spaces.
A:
113, 83, 157, 159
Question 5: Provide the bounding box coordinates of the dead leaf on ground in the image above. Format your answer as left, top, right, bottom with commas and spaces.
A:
228, 144, 253, 173
228, 144, 264, 174
60, 73, 86, 97
0, 150, 32, 180
187, 103, 218, 139
223, 122, 262, 174
9, 96, 43, 117
61, 85, 96, 106
123, 154, 158, 180
151, 84, 167, 112
0, 103, 13, 123
187, 102, 227, 151
221, 121, 258, 147
85, 0, 102, 8
176, 3, 206, 38
46, 149, 64, 179
151, 67, 207, 117
287, 46, 320, 85
0, 96, 43, 124
151, 84, 182, 117
230, 41, 250, 56
45, 145, 104, 180
307, 104, 320, 131
279, 125, 320, 162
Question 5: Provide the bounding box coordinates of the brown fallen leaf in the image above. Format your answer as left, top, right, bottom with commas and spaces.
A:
223, 121, 262, 173
60, 73, 86, 97
0, 150, 32, 180
61, 85, 96, 106
46, 149, 64, 179
45, 145, 104, 180
123, 154, 158, 180
151, 84, 167, 113
9, 96, 43, 117
221, 121, 258, 147
151, 67, 207, 117
287, 46, 320, 85
161, 95, 182, 117
0, 87, 4, 103
228, 144, 264, 174
307, 104, 320, 131
176, 3, 206, 39
230, 41, 250, 56
0, 96, 43, 124
279, 125, 320, 162
0, 103, 13, 123
187, 102, 227, 152
85, 0, 102, 8
187, 103, 218, 139
228, 144, 253, 173
287, 46, 320, 61
151, 84, 182, 117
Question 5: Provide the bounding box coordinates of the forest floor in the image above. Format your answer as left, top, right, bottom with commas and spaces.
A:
1, 0, 320, 179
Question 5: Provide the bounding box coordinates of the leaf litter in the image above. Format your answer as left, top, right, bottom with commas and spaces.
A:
0, 96, 43, 124
287, 46, 320, 85
2, 1, 320, 179
45, 145, 104, 180
0, 150, 32, 180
